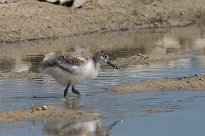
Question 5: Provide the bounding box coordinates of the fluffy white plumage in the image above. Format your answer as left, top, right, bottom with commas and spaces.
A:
41, 51, 99, 86
41, 50, 120, 97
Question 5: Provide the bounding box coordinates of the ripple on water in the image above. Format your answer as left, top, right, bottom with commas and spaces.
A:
1, 26, 205, 135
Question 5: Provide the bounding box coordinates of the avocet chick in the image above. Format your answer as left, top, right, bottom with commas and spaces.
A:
41, 50, 121, 98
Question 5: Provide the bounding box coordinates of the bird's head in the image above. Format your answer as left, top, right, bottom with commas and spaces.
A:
93, 50, 121, 69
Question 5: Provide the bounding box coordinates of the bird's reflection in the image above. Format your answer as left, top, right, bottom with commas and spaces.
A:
44, 96, 122, 136
63, 96, 81, 108
44, 118, 122, 136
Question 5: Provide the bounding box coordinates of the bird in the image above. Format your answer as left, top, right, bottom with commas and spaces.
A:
38, 0, 88, 8
41, 49, 121, 98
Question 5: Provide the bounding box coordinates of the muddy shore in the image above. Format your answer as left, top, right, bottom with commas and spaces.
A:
0, 106, 98, 124
112, 74, 205, 92
0, 0, 205, 43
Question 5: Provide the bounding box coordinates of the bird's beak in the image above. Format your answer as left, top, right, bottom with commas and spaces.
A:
107, 61, 121, 69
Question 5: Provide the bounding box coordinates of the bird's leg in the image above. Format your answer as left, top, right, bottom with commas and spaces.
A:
72, 86, 81, 95
64, 83, 70, 98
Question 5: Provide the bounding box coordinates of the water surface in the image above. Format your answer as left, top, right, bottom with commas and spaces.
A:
0, 26, 205, 136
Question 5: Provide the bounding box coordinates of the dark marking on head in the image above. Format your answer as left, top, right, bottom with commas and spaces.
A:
92, 50, 109, 63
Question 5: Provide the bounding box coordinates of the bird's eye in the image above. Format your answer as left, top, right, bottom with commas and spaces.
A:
104, 55, 108, 59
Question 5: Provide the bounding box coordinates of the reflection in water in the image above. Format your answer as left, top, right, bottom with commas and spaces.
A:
44, 119, 122, 136
1, 78, 205, 136
1, 26, 205, 136
0, 26, 205, 73
23, 55, 44, 73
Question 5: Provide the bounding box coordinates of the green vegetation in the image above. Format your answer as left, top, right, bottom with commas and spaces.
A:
132, 8, 139, 16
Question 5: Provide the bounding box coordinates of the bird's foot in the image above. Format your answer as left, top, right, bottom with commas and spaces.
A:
72, 86, 81, 95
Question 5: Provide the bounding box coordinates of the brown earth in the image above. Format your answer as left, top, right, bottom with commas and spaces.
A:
0, 106, 98, 124
0, 0, 205, 43
112, 74, 205, 92
112, 51, 195, 67
0, 71, 40, 80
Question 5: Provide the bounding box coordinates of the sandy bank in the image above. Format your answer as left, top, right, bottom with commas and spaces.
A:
0, 107, 98, 124
112, 75, 205, 92
0, 0, 205, 43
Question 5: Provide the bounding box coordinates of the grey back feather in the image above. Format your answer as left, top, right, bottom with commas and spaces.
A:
42, 52, 86, 73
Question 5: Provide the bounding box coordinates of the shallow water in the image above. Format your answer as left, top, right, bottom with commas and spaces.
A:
1, 26, 205, 136
1, 91, 205, 136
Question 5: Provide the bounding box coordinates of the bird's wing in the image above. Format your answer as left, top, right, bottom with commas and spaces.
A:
42, 52, 90, 73
55, 52, 89, 73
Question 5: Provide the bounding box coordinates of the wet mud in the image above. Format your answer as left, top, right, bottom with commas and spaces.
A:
0, 107, 98, 124
112, 74, 205, 92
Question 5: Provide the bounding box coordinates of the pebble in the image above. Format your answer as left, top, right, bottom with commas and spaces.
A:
180, 11, 185, 16
42, 105, 48, 110
34, 105, 48, 111
36, 107, 43, 111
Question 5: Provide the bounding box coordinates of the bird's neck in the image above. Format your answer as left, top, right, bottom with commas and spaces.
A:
92, 56, 100, 69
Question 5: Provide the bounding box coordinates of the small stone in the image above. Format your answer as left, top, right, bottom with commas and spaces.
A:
152, 3, 157, 6
180, 12, 185, 16
141, 14, 148, 18
186, 81, 190, 83
36, 107, 42, 111
42, 105, 48, 110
